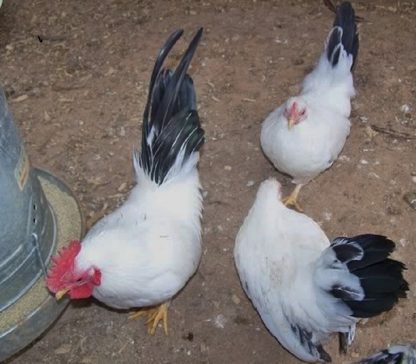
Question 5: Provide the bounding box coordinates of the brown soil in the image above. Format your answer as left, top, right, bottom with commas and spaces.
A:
1, 1, 415, 363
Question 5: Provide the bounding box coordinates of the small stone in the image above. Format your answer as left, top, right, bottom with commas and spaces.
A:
360, 159, 369, 165
246, 180, 255, 187
412, 176, 416, 184
400, 104, 411, 114
213, 314, 226, 329
365, 125, 378, 139
404, 192, 416, 210
55, 343, 71, 355
231, 294, 241, 305
105, 67, 116, 76
118, 126, 126, 137
399, 238, 408, 247
224, 165, 232, 171
12, 94, 29, 103
44, 111, 51, 122
323, 211, 332, 221
118, 182, 127, 192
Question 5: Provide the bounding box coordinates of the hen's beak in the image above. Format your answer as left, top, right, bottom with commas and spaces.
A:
55, 288, 70, 300
288, 117, 296, 129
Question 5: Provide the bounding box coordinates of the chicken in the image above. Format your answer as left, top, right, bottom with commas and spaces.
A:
46, 28, 204, 335
260, 1, 359, 211
353, 343, 416, 364
234, 178, 408, 363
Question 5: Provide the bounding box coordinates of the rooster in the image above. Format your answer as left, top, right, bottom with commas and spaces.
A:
260, 1, 359, 211
46, 28, 204, 335
234, 178, 408, 363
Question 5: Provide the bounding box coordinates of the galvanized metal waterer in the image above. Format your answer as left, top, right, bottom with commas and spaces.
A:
0, 88, 84, 361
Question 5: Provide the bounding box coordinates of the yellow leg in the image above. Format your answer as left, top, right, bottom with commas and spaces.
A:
129, 302, 169, 335
282, 184, 303, 211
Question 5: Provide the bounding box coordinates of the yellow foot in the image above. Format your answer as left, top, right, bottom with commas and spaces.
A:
129, 303, 169, 335
283, 184, 304, 212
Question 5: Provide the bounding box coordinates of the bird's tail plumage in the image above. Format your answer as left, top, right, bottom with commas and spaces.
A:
134, 28, 204, 185
315, 235, 408, 350
353, 344, 416, 364
326, 1, 359, 69
326, 235, 408, 318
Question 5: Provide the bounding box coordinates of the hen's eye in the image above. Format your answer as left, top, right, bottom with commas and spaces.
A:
300, 110, 306, 116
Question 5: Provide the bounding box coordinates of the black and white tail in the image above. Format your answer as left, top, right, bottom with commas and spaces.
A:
316, 235, 408, 352
326, 1, 359, 69
353, 344, 416, 364
328, 235, 408, 318
135, 28, 204, 185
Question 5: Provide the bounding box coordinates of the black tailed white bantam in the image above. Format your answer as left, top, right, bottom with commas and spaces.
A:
353, 343, 416, 364
234, 178, 408, 362
260, 1, 359, 211
46, 28, 205, 335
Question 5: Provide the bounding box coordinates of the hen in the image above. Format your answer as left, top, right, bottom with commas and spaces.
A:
260, 1, 359, 210
46, 28, 204, 335
234, 179, 408, 362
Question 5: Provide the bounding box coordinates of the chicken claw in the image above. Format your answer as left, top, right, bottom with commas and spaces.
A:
283, 184, 303, 212
129, 302, 169, 335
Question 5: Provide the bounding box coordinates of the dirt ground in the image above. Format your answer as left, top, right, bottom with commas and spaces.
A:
1, 0, 415, 363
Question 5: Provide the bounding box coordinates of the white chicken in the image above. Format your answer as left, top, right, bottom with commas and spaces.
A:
46, 28, 205, 335
234, 178, 408, 362
260, 1, 359, 210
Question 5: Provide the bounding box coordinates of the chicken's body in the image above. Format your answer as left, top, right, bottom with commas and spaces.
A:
76, 168, 202, 309
47, 28, 205, 334
261, 1, 359, 209
261, 93, 351, 184
234, 179, 408, 362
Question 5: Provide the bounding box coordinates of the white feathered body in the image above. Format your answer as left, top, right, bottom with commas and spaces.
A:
75, 165, 202, 310
234, 179, 355, 362
261, 44, 355, 184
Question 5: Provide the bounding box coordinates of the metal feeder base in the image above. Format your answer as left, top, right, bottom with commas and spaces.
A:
0, 168, 84, 362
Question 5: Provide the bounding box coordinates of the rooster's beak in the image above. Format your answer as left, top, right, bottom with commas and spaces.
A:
288, 117, 296, 129
55, 288, 70, 300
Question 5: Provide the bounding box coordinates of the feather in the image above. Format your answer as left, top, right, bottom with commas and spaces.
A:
137, 28, 204, 185
289, 322, 332, 362
326, 1, 359, 69
235, 180, 408, 363
353, 344, 416, 364
327, 235, 408, 318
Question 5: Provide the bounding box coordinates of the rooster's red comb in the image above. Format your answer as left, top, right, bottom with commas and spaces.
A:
289, 101, 298, 114
46, 240, 81, 293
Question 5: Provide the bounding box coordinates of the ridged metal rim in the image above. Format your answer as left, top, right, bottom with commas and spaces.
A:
0, 168, 84, 362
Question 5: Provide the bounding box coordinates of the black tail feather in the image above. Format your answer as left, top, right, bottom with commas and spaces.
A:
289, 322, 332, 362
138, 28, 204, 184
326, 1, 359, 69
142, 29, 183, 126
330, 235, 408, 319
